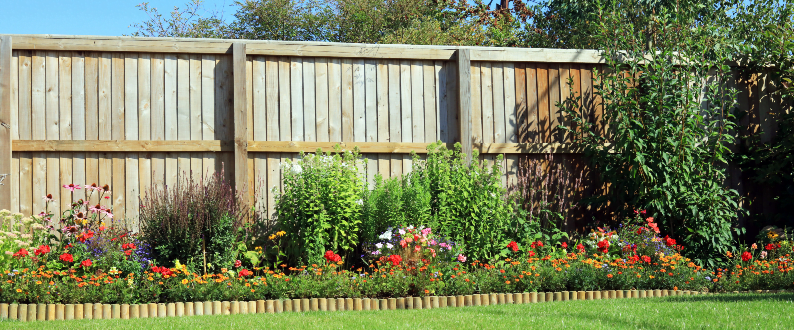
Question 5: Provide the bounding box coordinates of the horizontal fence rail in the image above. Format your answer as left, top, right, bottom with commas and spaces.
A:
0, 35, 785, 231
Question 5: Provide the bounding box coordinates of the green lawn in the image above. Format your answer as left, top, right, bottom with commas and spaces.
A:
0, 293, 792, 329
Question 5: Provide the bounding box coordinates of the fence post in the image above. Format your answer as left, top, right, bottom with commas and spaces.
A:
0, 36, 11, 211
457, 48, 472, 165
232, 43, 248, 198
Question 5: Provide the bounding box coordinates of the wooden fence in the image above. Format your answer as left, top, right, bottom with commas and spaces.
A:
0, 35, 785, 232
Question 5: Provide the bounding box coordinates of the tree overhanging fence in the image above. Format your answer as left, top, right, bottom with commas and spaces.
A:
0, 35, 786, 232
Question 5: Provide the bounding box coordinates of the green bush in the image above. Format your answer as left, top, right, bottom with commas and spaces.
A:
274, 148, 365, 265
419, 142, 514, 261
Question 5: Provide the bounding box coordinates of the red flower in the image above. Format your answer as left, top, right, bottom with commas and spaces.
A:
13, 248, 29, 258
234, 260, 242, 268
741, 251, 752, 262
324, 250, 341, 263
597, 240, 610, 253
388, 254, 402, 266
560, 242, 568, 249
399, 240, 408, 248
629, 255, 640, 263
414, 245, 421, 252
528, 251, 536, 257
59, 253, 74, 263
507, 241, 519, 252
124, 250, 132, 256
664, 236, 676, 247
238, 269, 252, 277
34, 245, 51, 256
637, 227, 643, 234
80, 259, 93, 268
77, 230, 95, 243
576, 244, 585, 253
642, 255, 651, 263
765, 244, 776, 251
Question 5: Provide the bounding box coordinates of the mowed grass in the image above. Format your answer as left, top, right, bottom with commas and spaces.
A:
0, 293, 792, 330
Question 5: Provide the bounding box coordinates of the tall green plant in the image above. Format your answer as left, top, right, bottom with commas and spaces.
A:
421, 142, 513, 261
561, 1, 743, 266
274, 148, 365, 265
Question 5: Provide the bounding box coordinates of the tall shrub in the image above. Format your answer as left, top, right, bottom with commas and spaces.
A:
274, 149, 365, 265
561, 1, 742, 265
422, 142, 513, 261
139, 171, 247, 272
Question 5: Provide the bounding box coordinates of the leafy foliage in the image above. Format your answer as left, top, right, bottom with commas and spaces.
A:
274, 148, 365, 265
560, 1, 745, 266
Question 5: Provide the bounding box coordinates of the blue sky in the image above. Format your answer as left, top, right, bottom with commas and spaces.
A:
0, 0, 234, 36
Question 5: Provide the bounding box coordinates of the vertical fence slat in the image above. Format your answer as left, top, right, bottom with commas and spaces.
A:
314, 57, 329, 143
0, 37, 10, 210
399, 60, 412, 174
188, 55, 202, 182
328, 58, 342, 143
110, 53, 125, 220
176, 54, 190, 181
458, 49, 472, 165
71, 52, 85, 204
233, 43, 248, 196
84, 53, 98, 205
377, 60, 390, 179
164, 54, 178, 189
423, 62, 436, 144
388, 60, 401, 177
341, 59, 354, 143
17, 51, 31, 216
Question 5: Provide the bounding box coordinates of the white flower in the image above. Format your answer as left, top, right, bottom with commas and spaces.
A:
291, 164, 302, 174
379, 230, 392, 240
355, 199, 363, 206
375, 243, 383, 249
399, 229, 406, 235
386, 243, 393, 249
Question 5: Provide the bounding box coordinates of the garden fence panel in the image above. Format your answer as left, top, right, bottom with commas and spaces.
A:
0, 35, 786, 232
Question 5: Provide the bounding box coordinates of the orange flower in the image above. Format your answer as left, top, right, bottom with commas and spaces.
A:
607, 274, 613, 278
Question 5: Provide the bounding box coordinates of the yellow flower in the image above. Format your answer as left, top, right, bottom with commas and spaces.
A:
16, 289, 22, 293
36, 281, 42, 285
268, 235, 276, 240
181, 279, 189, 285
276, 231, 286, 237
221, 268, 228, 273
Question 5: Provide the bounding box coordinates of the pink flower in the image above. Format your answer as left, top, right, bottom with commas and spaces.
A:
234, 260, 242, 268
85, 183, 99, 190
421, 228, 432, 236
43, 194, 55, 202
414, 245, 421, 252
457, 254, 466, 262
104, 212, 114, 219
62, 183, 81, 192
89, 204, 103, 213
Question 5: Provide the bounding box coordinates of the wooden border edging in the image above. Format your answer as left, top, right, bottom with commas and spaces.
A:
0, 290, 785, 322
